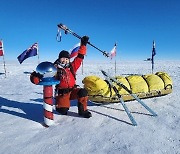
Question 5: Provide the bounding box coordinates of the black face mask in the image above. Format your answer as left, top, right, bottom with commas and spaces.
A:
56, 60, 70, 69
59, 63, 70, 68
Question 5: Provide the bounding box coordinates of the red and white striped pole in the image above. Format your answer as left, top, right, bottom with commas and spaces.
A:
33, 61, 60, 127
43, 85, 54, 126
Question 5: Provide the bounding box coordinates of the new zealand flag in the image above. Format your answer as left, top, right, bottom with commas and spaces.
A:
17, 43, 38, 64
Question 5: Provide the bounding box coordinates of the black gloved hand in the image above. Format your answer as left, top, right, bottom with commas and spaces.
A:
30, 71, 43, 85
81, 36, 89, 46
31, 71, 43, 79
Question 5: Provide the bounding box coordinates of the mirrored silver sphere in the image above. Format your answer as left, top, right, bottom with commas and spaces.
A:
36, 61, 57, 78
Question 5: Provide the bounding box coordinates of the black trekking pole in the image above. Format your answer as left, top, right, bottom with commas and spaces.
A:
57, 23, 109, 57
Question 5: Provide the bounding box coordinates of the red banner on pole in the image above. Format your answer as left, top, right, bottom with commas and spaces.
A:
0, 40, 4, 56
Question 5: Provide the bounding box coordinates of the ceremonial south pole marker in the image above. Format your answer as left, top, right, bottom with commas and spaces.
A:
36, 62, 59, 127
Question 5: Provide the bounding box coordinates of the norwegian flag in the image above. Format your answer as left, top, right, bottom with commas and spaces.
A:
17, 43, 38, 64
0, 40, 4, 56
110, 43, 117, 59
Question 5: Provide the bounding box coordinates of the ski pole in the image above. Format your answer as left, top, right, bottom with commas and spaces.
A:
107, 78, 137, 126
101, 70, 157, 116
57, 23, 109, 57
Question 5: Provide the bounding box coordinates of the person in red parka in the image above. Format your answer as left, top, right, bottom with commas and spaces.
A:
53, 36, 92, 118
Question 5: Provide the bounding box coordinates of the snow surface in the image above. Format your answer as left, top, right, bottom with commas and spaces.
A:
0, 60, 180, 154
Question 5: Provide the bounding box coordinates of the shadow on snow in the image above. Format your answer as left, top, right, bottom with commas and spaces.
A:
0, 96, 43, 123
0, 96, 150, 126
0, 96, 97, 124
0, 72, 5, 75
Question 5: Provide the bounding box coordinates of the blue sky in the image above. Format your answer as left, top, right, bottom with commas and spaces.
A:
0, 0, 180, 62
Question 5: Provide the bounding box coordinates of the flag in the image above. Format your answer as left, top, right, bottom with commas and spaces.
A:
152, 40, 156, 57
17, 43, 38, 64
110, 43, 117, 59
151, 40, 156, 73
0, 40, 4, 56
69, 43, 80, 58
151, 40, 156, 65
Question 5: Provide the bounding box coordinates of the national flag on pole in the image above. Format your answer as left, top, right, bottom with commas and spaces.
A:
110, 43, 117, 59
0, 40, 4, 56
69, 43, 80, 58
152, 40, 156, 65
0, 40, 7, 77
17, 43, 38, 64
152, 40, 156, 57
151, 40, 156, 73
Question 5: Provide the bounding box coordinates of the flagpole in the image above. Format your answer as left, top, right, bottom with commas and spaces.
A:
3, 55, 7, 78
115, 42, 117, 76
115, 57, 117, 76
151, 41, 153, 73
1, 40, 7, 78
109, 42, 117, 76
82, 61, 84, 75
38, 52, 40, 64
37, 42, 40, 64
151, 40, 156, 74
152, 57, 154, 74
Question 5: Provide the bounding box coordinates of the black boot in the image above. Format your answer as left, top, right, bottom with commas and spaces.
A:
56, 107, 69, 115
78, 102, 92, 118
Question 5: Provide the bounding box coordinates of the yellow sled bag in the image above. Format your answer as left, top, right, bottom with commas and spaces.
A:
82, 72, 173, 103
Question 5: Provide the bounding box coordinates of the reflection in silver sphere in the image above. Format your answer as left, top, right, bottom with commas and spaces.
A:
36, 61, 57, 78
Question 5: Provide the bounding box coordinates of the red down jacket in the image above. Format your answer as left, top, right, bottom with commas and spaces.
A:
55, 45, 86, 89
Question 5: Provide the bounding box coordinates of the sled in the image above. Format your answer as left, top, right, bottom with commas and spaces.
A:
82, 72, 172, 103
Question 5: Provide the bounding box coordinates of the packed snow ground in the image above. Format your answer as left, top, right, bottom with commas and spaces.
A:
0, 60, 180, 154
